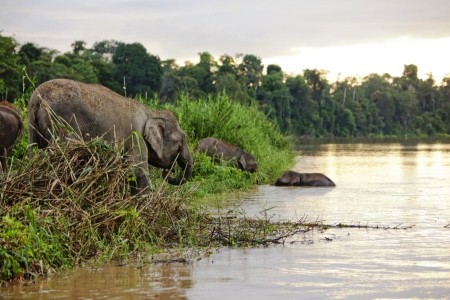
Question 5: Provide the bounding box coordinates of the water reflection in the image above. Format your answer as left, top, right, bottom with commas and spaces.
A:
2, 139, 450, 299
3, 263, 193, 299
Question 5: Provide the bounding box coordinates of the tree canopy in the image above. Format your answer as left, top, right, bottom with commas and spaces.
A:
1, 32, 450, 137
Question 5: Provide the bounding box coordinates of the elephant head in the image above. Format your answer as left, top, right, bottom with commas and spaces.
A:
238, 152, 258, 173
143, 111, 193, 185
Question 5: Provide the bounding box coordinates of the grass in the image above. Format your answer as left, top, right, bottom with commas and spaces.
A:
0, 127, 415, 285
1, 76, 418, 286
164, 93, 294, 198
0, 137, 307, 285
0, 91, 296, 285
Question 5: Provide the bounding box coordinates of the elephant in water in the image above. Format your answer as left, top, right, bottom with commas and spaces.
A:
0, 101, 24, 172
28, 79, 193, 194
274, 170, 335, 187
197, 137, 258, 172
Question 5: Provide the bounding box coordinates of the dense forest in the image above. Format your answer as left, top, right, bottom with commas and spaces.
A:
1, 33, 450, 137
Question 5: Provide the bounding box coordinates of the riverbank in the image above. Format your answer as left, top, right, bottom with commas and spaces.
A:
4, 139, 449, 298
0, 94, 294, 286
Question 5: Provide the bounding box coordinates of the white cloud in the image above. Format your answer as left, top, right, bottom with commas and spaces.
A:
1, 0, 450, 80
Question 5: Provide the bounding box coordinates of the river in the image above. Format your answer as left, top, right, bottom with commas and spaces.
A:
2, 139, 450, 299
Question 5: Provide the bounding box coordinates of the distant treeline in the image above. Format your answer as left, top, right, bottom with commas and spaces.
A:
1, 33, 450, 137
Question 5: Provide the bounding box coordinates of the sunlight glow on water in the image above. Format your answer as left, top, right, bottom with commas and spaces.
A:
187, 139, 450, 299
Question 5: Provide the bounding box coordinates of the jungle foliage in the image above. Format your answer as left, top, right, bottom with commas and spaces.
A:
2, 33, 450, 138
166, 93, 293, 197
3, 31, 444, 285
0, 55, 294, 285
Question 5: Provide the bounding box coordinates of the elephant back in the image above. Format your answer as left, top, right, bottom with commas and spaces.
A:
197, 137, 258, 172
0, 102, 24, 152
31, 79, 143, 114
29, 79, 148, 142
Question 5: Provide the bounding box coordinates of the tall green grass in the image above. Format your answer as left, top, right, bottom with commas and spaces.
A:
165, 93, 294, 198
0, 206, 70, 283
1, 89, 294, 285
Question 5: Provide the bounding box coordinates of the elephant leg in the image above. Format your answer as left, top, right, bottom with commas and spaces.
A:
129, 169, 150, 195
127, 133, 151, 195
0, 158, 5, 173
0, 148, 7, 173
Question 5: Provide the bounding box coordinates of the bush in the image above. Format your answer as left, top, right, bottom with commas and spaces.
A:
1, 137, 204, 284
1, 91, 295, 285
0, 206, 70, 283
166, 93, 294, 194
1, 135, 296, 285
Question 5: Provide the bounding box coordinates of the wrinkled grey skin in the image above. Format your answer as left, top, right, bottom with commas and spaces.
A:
0, 102, 24, 172
274, 170, 335, 187
197, 137, 258, 172
28, 79, 193, 193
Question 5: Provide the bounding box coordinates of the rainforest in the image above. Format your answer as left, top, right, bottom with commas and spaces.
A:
1, 33, 450, 138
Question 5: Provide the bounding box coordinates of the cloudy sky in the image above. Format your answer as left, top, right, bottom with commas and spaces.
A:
2, 0, 450, 82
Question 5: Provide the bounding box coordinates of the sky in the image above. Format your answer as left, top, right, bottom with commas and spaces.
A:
2, 0, 450, 83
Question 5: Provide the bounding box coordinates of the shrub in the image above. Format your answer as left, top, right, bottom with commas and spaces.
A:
166, 93, 294, 192
1, 90, 295, 285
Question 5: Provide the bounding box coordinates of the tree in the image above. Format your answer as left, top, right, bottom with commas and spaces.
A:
334, 106, 356, 137
303, 69, 335, 135
0, 34, 21, 100
286, 75, 319, 135
175, 53, 219, 99
92, 40, 120, 57
331, 77, 378, 136
113, 42, 163, 97
402, 64, 418, 81
76, 40, 122, 92
159, 59, 183, 103
71, 40, 86, 56
214, 54, 251, 103
18, 42, 42, 66
393, 88, 418, 132
303, 69, 328, 101
214, 73, 251, 104
417, 73, 437, 112
217, 54, 237, 75
238, 54, 264, 97
193, 52, 216, 94
18, 42, 52, 89
49, 53, 98, 83
258, 64, 292, 131
177, 61, 206, 99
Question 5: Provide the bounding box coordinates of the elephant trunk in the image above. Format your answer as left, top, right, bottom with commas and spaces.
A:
163, 143, 193, 185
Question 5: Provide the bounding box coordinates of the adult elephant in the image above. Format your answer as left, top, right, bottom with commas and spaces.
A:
0, 101, 24, 172
28, 79, 193, 193
197, 137, 258, 172
274, 170, 335, 187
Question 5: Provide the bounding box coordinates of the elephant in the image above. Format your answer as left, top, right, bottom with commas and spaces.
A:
0, 101, 24, 172
28, 79, 193, 193
274, 170, 335, 187
197, 137, 258, 172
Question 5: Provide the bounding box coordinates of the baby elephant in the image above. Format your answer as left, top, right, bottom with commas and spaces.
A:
0, 101, 24, 172
197, 137, 258, 172
275, 170, 335, 187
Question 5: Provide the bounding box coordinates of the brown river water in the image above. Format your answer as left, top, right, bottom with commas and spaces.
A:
2, 139, 450, 299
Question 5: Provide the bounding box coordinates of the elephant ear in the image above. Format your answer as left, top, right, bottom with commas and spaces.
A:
238, 155, 247, 170
143, 119, 164, 160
